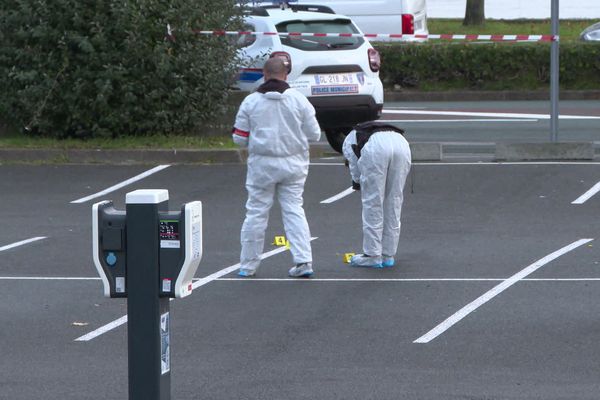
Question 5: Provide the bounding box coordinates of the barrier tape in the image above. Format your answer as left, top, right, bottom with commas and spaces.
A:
192, 30, 558, 42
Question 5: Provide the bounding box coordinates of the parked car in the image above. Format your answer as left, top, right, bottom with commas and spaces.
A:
580, 22, 600, 41
234, 4, 384, 152
250, 0, 429, 38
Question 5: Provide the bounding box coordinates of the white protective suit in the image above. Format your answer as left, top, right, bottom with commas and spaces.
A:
342, 128, 411, 258
233, 81, 321, 272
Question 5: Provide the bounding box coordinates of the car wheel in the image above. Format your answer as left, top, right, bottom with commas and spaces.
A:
324, 127, 351, 153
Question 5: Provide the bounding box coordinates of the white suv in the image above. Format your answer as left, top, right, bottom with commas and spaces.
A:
234, 4, 384, 152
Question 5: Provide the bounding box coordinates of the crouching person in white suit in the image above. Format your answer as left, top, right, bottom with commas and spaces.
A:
342, 121, 411, 268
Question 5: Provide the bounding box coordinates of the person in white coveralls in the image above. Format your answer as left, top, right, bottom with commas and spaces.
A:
342, 121, 411, 268
232, 57, 322, 278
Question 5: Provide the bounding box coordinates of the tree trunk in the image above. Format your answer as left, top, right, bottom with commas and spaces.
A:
463, 0, 485, 26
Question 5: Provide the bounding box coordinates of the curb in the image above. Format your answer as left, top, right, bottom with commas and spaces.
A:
225, 90, 600, 103
383, 90, 600, 102
0, 148, 245, 165
1, 142, 597, 164
495, 142, 595, 161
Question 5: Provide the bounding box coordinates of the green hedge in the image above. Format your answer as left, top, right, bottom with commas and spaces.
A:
376, 42, 600, 91
0, 0, 243, 138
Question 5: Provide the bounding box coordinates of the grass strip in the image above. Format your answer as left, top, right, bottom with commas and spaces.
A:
0, 133, 236, 150
428, 18, 600, 42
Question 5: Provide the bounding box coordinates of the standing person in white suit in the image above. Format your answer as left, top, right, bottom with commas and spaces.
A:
342, 121, 412, 268
232, 57, 322, 278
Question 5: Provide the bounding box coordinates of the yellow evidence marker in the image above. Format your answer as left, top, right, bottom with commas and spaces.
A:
343, 253, 355, 263
274, 236, 287, 246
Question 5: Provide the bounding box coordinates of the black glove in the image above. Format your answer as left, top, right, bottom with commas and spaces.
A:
352, 180, 361, 191
344, 159, 349, 168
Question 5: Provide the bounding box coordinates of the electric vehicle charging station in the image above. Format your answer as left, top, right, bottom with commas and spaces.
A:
92, 189, 202, 400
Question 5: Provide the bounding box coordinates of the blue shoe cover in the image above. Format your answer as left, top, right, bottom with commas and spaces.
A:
382, 257, 395, 268
350, 254, 383, 268
238, 269, 255, 277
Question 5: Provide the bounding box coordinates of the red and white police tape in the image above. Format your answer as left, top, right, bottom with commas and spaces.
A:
165, 24, 557, 42
191, 30, 558, 42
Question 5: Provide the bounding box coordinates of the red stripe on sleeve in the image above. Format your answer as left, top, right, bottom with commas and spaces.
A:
232, 128, 249, 137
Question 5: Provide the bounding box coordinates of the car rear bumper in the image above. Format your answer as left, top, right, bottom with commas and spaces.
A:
309, 95, 383, 129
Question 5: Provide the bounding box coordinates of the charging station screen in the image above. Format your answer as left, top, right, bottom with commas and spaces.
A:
159, 220, 180, 248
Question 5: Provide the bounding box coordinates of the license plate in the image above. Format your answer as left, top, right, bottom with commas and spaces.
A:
314, 73, 355, 85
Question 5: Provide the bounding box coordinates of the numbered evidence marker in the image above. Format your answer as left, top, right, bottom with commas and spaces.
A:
273, 235, 291, 249
343, 253, 355, 263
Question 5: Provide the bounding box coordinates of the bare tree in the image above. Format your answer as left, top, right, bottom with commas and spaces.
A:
463, 0, 485, 26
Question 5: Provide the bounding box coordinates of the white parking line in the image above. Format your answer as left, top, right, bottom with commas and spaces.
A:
75, 238, 318, 342
0, 237, 46, 252
190, 239, 319, 290
572, 181, 600, 204
4, 276, 600, 282
382, 109, 600, 120
217, 278, 600, 282
0, 276, 99, 280
320, 187, 355, 204
383, 107, 427, 110
311, 162, 600, 166
75, 315, 128, 342
70, 165, 171, 204
413, 238, 594, 344
378, 119, 539, 123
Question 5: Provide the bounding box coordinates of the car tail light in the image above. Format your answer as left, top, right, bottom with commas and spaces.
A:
368, 48, 380, 72
270, 51, 292, 74
402, 14, 414, 34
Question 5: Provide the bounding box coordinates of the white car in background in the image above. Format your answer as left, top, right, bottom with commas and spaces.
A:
234, 4, 384, 152
295, 0, 429, 38
580, 22, 600, 41
250, 0, 429, 38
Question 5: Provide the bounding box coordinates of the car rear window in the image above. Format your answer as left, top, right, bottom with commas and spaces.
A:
276, 19, 365, 51
236, 23, 257, 48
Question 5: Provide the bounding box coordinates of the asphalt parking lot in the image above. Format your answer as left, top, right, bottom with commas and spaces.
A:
2, 157, 600, 400
384, 100, 600, 144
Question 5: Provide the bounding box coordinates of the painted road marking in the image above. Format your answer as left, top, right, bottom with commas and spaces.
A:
378, 118, 539, 123
382, 109, 600, 120
321, 187, 355, 204
572, 181, 600, 205
413, 238, 594, 344
216, 278, 600, 282
379, 106, 428, 109
311, 162, 600, 166
0, 237, 46, 252
0, 276, 100, 280
4, 277, 600, 282
75, 237, 318, 342
188, 238, 316, 290
75, 315, 129, 342
70, 165, 171, 204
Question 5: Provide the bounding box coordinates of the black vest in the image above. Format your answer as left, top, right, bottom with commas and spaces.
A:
351, 121, 405, 159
